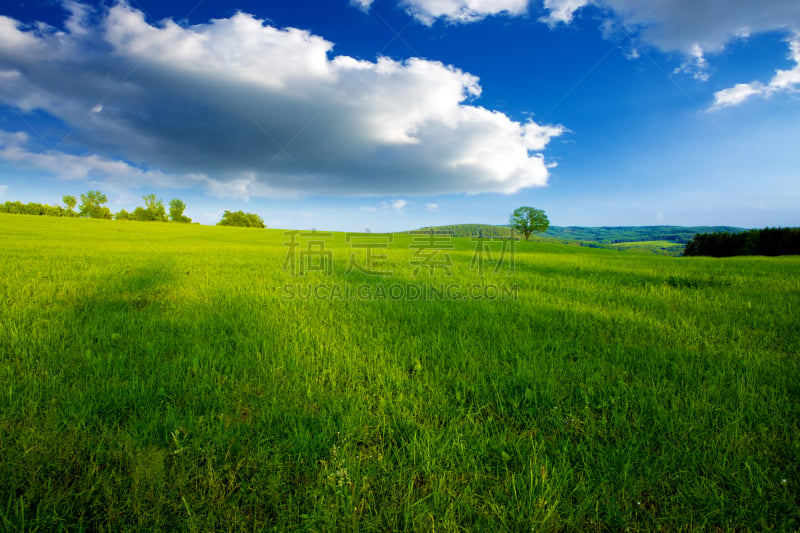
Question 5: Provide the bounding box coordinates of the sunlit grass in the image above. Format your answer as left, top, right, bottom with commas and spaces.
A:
1, 213, 798, 530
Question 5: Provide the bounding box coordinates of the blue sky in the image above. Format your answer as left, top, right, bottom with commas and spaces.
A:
0, 0, 798, 231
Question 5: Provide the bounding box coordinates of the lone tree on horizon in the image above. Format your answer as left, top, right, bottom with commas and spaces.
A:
509, 206, 550, 241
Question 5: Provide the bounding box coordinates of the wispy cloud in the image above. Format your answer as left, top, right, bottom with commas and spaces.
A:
710, 35, 800, 110
540, 0, 587, 26
383, 0, 800, 103
541, 0, 800, 54
382, 199, 408, 212
540, 1, 800, 106
673, 44, 709, 82
399, 0, 529, 25
350, 0, 374, 12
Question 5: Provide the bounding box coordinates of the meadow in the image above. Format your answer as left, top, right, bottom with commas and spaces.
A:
1, 213, 798, 531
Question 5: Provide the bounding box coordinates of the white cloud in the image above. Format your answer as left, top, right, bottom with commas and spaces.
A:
426, 202, 439, 210
63, 1, 91, 36
673, 43, 709, 81
351, 0, 375, 12
0, 129, 255, 199
540, 0, 588, 26
357, 0, 539, 25
537, 0, 800, 104
541, 0, 800, 54
0, 16, 41, 51
381, 199, 408, 211
710, 36, 800, 110
365, 0, 800, 57
772, 37, 800, 89
0, 184, 8, 199
405, 0, 528, 24
360, 206, 378, 212
624, 48, 640, 60
0, 3, 562, 197
710, 83, 765, 110
361, 1, 800, 108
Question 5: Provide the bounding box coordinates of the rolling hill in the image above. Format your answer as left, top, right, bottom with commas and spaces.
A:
414, 224, 748, 256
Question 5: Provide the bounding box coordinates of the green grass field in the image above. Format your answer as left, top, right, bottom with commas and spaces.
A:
1, 214, 798, 531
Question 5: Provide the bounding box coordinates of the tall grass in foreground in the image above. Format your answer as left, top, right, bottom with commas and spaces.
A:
1, 214, 798, 531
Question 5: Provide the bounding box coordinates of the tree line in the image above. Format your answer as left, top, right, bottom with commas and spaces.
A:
0, 191, 191, 222
1, 191, 265, 227
542, 225, 746, 245
683, 227, 800, 257
415, 224, 514, 238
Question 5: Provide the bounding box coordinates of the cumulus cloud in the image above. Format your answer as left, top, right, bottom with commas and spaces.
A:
0, 3, 563, 198
710, 36, 800, 110
399, 0, 529, 25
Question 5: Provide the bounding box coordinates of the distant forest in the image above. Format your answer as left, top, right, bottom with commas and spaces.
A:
416, 224, 515, 238
416, 224, 750, 256
541, 225, 747, 245
684, 227, 800, 257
